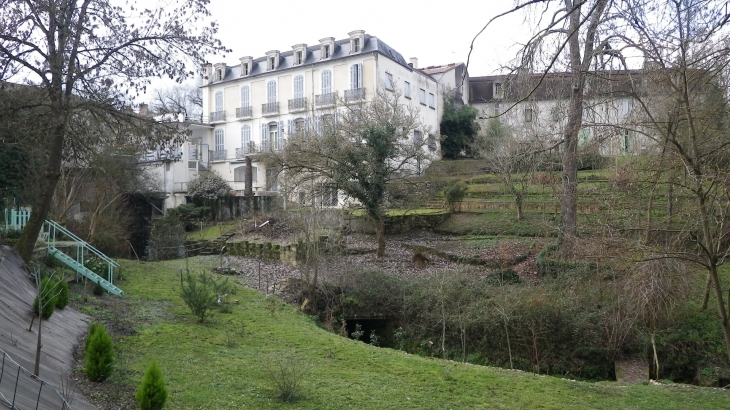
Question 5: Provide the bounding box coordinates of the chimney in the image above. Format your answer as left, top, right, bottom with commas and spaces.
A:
410, 57, 418, 69
139, 103, 149, 117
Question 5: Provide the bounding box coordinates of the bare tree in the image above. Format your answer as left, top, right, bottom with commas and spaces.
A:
264, 90, 433, 258
150, 82, 203, 120
0, 0, 228, 262
615, 0, 730, 362
468, 0, 612, 256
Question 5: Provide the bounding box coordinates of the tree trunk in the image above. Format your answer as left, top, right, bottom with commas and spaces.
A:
34, 312, 42, 377
374, 218, 385, 258
708, 264, 730, 364
515, 192, 523, 220
16, 124, 66, 263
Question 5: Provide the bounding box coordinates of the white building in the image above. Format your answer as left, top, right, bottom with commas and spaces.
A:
469, 70, 653, 157
148, 31, 452, 211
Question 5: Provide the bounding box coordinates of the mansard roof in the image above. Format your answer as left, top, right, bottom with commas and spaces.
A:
211, 34, 411, 84
469, 70, 651, 104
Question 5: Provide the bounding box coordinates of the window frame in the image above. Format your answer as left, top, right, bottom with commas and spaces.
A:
428, 93, 435, 109
404, 81, 411, 99
525, 108, 533, 123
384, 72, 394, 91
214, 91, 224, 112
240, 85, 250, 108
214, 129, 225, 152
322, 44, 330, 59
321, 70, 332, 94
267, 80, 277, 104
293, 75, 304, 99
419, 88, 426, 105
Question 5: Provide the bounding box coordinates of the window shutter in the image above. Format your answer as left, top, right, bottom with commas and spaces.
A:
287, 119, 293, 135
322, 71, 331, 94
294, 76, 303, 99
267, 81, 277, 103
350, 65, 356, 90
334, 111, 339, 124
315, 115, 321, 135
261, 123, 267, 145
357, 63, 363, 88
278, 121, 284, 150
305, 118, 311, 133
215, 91, 223, 112
251, 166, 257, 183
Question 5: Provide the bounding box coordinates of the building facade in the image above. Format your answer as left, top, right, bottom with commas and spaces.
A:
147, 31, 452, 211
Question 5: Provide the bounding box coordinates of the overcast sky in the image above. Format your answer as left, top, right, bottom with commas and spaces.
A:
205, 0, 526, 77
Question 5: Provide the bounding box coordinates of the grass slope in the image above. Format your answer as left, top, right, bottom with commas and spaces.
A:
109, 256, 729, 409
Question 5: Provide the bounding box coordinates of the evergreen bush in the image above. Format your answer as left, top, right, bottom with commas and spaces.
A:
55, 279, 69, 309
32, 277, 58, 319
85, 323, 114, 381
135, 361, 168, 410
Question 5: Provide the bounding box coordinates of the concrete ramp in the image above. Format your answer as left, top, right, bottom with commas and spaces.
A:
0, 245, 97, 409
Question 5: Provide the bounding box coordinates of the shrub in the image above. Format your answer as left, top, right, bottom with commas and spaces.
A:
135, 361, 168, 410
32, 277, 58, 319
187, 170, 231, 200
85, 322, 100, 350
93, 281, 105, 296
265, 353, 311, 402
85, 323, 114, 381
180, 271, 232, 322
442, 180, 469, 213
55, 279, 70, 309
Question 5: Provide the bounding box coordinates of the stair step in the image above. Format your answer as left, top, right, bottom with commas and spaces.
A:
48, 248, 123, 296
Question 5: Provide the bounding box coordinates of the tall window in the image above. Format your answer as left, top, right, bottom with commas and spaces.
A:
296, 51, 303, 65
321, 70, 332, 94
525, 108, 533, 122
267, 80, 277, 103
404, 81, 411, 98
352, 38, 360, 53
268, 57, 276, 70
350, 63, 363, 89
242, 62, 249, 76
269, 123, 278, 147
419, 88, 426, 105
413, 130, 422, 145
322, 44, 330, 59
234, 166, 246, 182
214, 129, 224, 152
241, 125, 251, 150
240, 86, 250, 108
215, 91, 223, 112
494, 82, 503, 98
385, 73, 394, 90
215, 69, 223, 81
428, 93, 435, 108
294, 75, 304, 99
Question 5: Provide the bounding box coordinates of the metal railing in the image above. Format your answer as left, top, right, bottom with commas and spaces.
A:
209, 111, 225, 122
45, 220, 123, 296
315, 92, 337, 106
235, 142, 257, 158
236, 106, 252, 118
212, 150, 227, 161
345, 88, 366, 102
288, 97, 307, 112
0, 349, 74, 410
262, 102, 279, 116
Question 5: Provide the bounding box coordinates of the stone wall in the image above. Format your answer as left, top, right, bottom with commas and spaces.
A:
344, 212, 451, 235
184, 238, 297, 265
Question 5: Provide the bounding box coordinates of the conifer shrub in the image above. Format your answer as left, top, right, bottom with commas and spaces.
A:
135, 361, 168, 410
55, 279, 70, 309
85, 322, 100, 350
32, 277, 58, 319
85, 323, 114, 381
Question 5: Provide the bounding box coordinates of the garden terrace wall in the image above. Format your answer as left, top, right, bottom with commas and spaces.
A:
185, 238, 297, 265
345, 212, 451, 235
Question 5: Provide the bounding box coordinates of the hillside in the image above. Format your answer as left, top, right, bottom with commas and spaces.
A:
68, 255, 730, 409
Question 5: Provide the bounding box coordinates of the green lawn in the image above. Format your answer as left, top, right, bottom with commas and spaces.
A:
101, 257, 730, 409
186, 223, 238, 241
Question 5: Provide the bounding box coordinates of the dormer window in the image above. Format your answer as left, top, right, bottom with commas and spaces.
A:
239, 56, 253, 77
265, 50, 280, 71
494, 82, 503, 98
292, 44, 308, 66
213, 63, 226, 82
319, 37, 335, 60
348, 30, 365, 54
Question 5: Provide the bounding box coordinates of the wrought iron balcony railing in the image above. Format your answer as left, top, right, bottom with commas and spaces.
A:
212, 149, 227, 161
262, 102, 279, 116
288, 97, 307, 112
236, 106, 252, 118
235, 142, 257, 158
345, 88, 366, 102
209, 111, 225, 122
315, 92, 337, 107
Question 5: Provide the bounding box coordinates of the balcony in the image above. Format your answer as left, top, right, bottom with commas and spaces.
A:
288, 97, 308, 113
262, 102, 279, 116
209, 111, 225, 123
211, 149, 227, 161
315, 92, 337, 107
235, 142, 257, 158
345, 88, 366, 102
236, 106, 252, 119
